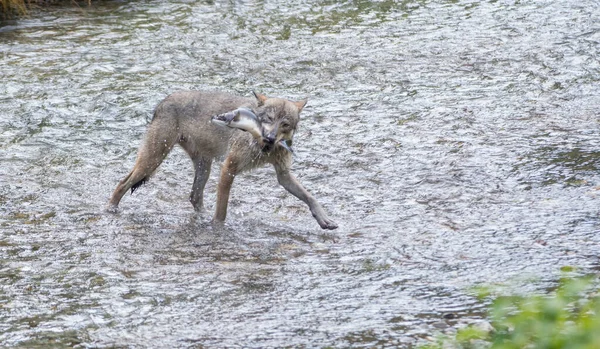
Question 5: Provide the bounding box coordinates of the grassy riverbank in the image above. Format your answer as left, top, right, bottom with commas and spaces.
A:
1, 0, 91, 17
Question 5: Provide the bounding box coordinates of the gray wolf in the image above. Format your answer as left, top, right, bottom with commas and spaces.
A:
107, 91, 338, 230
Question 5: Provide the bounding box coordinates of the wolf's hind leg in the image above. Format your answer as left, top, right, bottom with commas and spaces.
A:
107, 122, 178, 211
189, 157, 212, 211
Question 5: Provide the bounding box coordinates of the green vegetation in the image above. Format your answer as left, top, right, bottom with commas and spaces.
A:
0, 0, 91, 17
1, 0, 27, 16
420, 274, 600, 349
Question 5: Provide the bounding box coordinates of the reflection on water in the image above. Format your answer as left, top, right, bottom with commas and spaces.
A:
517, 145, 600, 187
1, 0, 600, 347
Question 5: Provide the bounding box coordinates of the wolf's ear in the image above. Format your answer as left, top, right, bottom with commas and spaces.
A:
253, 91, 268, 106
294, 99, 308, 112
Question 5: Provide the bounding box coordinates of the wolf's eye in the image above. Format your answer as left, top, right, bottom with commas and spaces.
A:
281, 122, 290, 130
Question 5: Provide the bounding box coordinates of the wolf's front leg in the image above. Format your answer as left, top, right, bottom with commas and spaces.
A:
274, 166, 338, 230
214, 155, 238, 222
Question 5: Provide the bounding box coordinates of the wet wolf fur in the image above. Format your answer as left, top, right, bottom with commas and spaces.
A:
108, 91, 338, 230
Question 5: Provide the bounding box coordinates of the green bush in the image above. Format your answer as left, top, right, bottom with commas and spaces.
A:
420, 274, 600, 349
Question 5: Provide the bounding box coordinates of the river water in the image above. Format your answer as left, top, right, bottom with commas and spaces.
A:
1, 0, 599, 347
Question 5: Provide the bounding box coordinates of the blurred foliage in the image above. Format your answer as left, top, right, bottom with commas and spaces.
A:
0, 0, 92, 17
420, 273, 600, 349
1, 0, 27, 16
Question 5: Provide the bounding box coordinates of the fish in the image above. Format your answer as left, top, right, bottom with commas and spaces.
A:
211, 108, 294, 154
211, 108, 264, 141
277, 139, 294, 154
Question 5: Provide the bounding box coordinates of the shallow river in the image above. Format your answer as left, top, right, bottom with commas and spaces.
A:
1, 0, 599, 347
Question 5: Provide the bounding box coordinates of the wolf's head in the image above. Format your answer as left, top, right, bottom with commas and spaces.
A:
252, 92, 307, 152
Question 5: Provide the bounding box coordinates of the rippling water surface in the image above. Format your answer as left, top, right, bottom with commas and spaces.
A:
1, 0, 599, 347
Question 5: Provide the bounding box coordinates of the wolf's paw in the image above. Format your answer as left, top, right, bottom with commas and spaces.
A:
106, 204, 119, 214
318, 217, 338, 230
